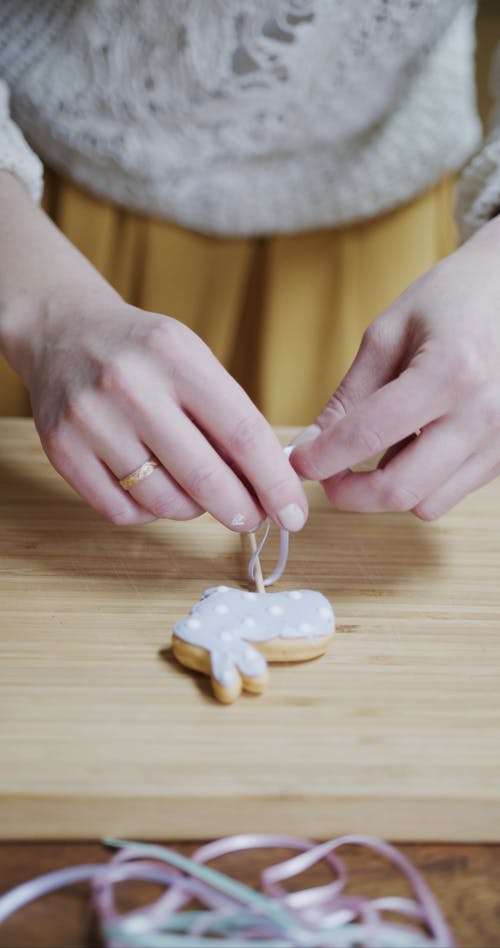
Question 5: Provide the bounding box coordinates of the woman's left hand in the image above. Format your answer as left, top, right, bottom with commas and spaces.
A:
291, 214, 500, 520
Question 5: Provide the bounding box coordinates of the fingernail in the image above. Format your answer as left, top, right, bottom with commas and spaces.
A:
292, 424, 322, 447
278, 503, 306, 532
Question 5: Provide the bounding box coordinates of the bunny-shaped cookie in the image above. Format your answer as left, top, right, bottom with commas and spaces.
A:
172, 585, 334, 703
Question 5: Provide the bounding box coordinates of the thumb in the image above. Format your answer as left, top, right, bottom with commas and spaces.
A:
291, 310, 409, 480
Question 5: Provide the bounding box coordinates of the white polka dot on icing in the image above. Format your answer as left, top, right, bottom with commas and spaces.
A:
299, 623, 313, 634
187, 618, 201, 630
244, 647, 256, 660
217, 585, 230, 593
269, 605, 284, 616
215, 604, 229, 614
221, 630, 233, 642
243, 592, 256, 600
319, 606, 332, 617
243, 617, 256, 627
288, 591, 302, 599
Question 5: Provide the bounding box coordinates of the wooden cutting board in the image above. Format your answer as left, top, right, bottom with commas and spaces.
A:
0, 419, 499, 841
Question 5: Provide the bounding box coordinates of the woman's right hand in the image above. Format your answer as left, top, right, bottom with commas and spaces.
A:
28, 294, 309, 531
0, 172, 307, 531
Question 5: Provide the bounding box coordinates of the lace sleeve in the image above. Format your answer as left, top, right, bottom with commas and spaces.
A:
0, 78, 43, 201
456, 41, 500, 240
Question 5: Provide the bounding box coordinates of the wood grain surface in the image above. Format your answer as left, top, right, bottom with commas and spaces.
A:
0, 419, 499, 841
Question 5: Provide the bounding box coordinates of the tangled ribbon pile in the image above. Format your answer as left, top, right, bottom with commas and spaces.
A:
0, 833, 454, 947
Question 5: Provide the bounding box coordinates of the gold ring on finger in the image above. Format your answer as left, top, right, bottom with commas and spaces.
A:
119, 459, 160, 491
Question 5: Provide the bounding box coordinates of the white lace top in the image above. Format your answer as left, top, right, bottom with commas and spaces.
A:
0, 0, 496, 238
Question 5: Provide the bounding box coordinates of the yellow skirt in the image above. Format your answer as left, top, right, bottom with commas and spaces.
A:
1, 171, 456, 424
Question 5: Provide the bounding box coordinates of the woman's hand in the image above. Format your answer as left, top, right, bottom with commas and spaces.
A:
29, 296, 309, 531
292, 215, 500, 520
0, 172, 307, 531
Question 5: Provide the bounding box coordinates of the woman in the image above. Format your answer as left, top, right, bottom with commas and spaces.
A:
1, 0, 499, 530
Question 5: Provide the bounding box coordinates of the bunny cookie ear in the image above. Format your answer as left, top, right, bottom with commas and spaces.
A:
212, 641, 269, 703
173, 630, 270, 704
210, 649, 243, 703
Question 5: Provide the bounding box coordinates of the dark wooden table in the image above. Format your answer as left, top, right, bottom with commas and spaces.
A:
1, 841, 499, 947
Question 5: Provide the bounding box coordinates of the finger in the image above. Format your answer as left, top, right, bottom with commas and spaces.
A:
292, 351, 458, 483
121, 459, 204, 521
63, 394, 204, 522
91, 428, 203, 522
377, 434, 418, 470
314, 314, 410, 430
321, 415, 475, 513
135, 402, 268, 532
40, 428, 155, 525
413, 447, 500, 521
175, 356, 308, 532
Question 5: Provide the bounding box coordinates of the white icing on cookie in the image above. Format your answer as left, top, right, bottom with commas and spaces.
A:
173, 587, 334, 686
